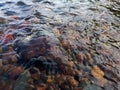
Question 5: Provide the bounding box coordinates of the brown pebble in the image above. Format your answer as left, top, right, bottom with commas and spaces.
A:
10, 55, 18, 63
77, 52, 85, 63
0, 59, 3, 67
0, 48, 2, 53
67, 76, 78, 87
61, 39, 70, 49
36, 84, 46, 90
0, 17, 8, 24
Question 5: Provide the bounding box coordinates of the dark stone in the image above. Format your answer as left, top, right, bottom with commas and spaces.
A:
0, 3, 5, 7
17, 1, 26, 6
42, 1, 55, 5
4, 11, 18, 16
32, 0, 43, 2
6, 1, 14, 4
74, 75, 80, 82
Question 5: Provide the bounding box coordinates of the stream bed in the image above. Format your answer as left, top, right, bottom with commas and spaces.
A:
0, 0, 120, 90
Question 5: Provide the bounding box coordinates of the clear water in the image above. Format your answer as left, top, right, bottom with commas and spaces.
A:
0, 0, 120, 89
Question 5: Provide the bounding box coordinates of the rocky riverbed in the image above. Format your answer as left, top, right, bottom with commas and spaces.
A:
0, 0, 120, 90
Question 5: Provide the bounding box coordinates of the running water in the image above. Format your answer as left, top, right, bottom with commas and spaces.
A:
0, 0, 120, 90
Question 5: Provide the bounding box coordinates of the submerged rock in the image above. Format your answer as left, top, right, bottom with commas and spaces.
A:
16, 1, 26, 6
83, 84, 103, 90
0, 17, 8, 24
4, 11, 18, 16
13, 70, 31, 90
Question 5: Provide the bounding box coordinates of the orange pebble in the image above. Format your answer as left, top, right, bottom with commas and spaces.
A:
10, 16, 20, 19
4, 34, 14, 41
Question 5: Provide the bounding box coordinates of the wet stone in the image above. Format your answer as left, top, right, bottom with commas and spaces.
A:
42, 1, 55, 6
16, 1, 26, 6
5, 1, 14, 4
4, 11, 18, 16
32, 0, 43, 2
13, 70, 31, 90
83, 84, 103, 90
0, 17, 8, 24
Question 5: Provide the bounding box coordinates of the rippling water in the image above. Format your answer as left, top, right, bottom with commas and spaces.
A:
0, 0, 120, 90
